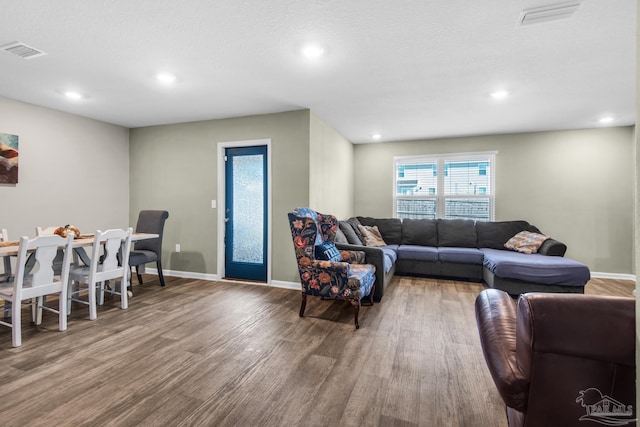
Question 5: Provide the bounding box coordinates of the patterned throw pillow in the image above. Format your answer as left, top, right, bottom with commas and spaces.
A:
315, 241, 342, 262
357, 225, 387, 247
504, 231, 550, 254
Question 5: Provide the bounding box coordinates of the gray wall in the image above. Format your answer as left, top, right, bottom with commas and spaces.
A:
129, 109, 311, 284
309, 112, 354, 218
635, 3, 639, 411
0, 96, 130, 238
354, 127, 634, 275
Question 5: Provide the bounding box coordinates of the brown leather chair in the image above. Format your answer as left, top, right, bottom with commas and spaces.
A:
475, 289, 635, 427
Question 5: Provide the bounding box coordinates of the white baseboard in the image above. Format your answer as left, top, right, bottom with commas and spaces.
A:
146, 268, 637, 290
590, 271, 636, 282
144, 268, 299, 290
146, 267, 218, 281
269, 280, 300, 291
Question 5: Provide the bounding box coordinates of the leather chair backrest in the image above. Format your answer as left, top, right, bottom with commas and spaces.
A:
515, 293, 635, 425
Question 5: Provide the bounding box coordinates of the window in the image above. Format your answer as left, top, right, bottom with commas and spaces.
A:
394, 152, 496, 221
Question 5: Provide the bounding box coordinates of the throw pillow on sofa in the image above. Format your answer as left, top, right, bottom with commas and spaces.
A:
358, 217, 403, 245
504, 231, 550, 254
345, 217, 365, 242
315, 241, 342, 262
339, 221, 363, 245
358, 225, 387, 247
334, 227, 349, 244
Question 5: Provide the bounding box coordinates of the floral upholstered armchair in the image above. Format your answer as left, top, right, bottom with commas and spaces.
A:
288, 208, 376, 329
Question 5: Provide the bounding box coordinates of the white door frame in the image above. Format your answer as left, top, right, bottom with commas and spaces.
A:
217, 138, 272, 284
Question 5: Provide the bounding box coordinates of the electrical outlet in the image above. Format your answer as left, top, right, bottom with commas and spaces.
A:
211, 199, 216, 208
175, 244, 181, 253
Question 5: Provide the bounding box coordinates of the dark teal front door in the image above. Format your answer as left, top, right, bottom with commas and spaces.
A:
224, 145, 268, 282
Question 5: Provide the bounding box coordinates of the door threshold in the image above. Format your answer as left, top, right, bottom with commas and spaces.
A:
222, 277, 267, 285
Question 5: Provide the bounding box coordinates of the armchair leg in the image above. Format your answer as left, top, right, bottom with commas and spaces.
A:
136, 266, 143, 285
366, 284, 375, 306
299, 294, 307, 317
351, 299, 361, 329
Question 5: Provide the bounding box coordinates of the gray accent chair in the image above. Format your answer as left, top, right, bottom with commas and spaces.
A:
129, 210, 169, 288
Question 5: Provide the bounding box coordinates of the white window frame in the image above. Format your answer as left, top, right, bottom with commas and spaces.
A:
393, 151, 497, 221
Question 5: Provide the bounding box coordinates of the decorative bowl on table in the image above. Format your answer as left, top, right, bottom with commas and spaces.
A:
54, 225, 81, 238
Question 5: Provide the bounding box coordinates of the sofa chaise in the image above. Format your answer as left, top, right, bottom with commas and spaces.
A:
335, 217, 590, 301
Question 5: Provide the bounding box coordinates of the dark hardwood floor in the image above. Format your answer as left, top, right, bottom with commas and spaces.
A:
0, 275, 634, 426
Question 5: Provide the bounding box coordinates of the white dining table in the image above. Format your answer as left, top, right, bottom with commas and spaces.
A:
0, 233, 159, 257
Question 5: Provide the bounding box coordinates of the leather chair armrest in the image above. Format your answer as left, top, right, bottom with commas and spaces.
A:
475, 289, 529, 412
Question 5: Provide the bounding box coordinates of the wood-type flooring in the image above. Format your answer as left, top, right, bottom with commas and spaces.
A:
0, 275, 633, 426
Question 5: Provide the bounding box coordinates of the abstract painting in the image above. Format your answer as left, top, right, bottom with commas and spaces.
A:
0, 132, 19, 184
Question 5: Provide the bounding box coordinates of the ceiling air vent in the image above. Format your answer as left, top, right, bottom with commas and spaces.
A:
518, 2, 582, 26
1, 42, 47, 59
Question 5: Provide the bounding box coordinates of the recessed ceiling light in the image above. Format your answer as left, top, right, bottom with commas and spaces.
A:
301, 44, 324, 59
156, 73, 176, 84
64, 91, 83, 100
372, 133, 382, 141
490, 90, 509, 99
598, 116, 614, 124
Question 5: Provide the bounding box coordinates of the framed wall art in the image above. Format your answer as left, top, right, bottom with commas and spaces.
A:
0, 132, 19, 184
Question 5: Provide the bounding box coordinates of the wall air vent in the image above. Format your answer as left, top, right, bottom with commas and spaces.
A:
1, 42, 47, 59
518, 2, 582, 26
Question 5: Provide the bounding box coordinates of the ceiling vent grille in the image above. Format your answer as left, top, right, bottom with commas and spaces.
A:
1, 42, 47, 59
518, 2, 582, 26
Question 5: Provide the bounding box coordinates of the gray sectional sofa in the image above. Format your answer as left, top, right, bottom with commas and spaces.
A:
334, 217, 591, 302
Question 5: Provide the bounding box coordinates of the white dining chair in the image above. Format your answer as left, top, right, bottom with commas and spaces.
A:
0, 234, 73, 347
68, 228, 133, 320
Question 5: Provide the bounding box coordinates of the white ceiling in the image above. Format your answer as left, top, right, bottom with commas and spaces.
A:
0, 0, 635, 143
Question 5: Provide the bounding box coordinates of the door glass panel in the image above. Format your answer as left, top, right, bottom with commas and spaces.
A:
232, 154, 264, 264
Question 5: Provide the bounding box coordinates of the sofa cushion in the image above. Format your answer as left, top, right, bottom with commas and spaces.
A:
380, 245, 398, 264
358, 225, 387, 247
345, 217, 364, 242
334, 226, 349, 244
476, 220, 533, 249
481, 248, 590, 286
504, 231, 550, 254
339, 221, 362, 245
396, 245, 438, 262
437, 219, 477, 248
401, 218, 438, 246
382, 253, 394, 273
358, 217, 403, 245
438, 247, 484, 264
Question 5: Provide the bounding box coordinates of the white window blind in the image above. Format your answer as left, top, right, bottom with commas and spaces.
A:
394, 152, 496, 221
